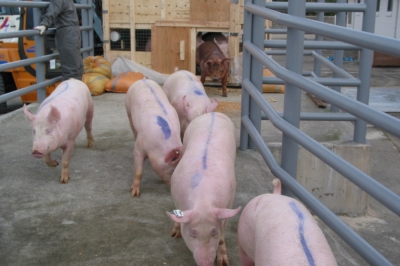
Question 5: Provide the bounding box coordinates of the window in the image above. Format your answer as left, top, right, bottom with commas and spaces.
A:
387, 0, 393, 12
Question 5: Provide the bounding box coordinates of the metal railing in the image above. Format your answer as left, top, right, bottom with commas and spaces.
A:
240, 0, 400, 265
0, 0, 94, 105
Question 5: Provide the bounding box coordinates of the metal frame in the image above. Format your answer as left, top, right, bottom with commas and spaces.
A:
0, 0, 94, 104
240, 0, 400, 265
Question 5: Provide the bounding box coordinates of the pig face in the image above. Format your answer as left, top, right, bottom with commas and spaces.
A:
204, 59, 230, 82
167, 207, 240, 266
181, 96, 218, 135
24, 104, 61, 158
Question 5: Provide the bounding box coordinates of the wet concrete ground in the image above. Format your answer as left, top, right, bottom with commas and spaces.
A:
1, 52, 400, 265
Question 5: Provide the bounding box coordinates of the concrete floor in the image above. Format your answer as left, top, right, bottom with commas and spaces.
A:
1, 56, 400, 265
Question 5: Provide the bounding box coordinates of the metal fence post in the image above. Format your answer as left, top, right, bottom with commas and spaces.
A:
354, 0, 376, 143
280, 0, 306, 197
33, 0, 46, 103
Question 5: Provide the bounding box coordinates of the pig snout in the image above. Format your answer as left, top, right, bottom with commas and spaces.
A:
32, 149, 43, 158
194, 247, 216, 266
212, 77, 220, 82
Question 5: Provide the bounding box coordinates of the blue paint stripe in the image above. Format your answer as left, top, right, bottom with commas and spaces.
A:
0, 60, 8, 64
143, 79, 167, 115
157, 116, 171, 139
182, 71, 205, 96
190, 170, 203, 188
202, 112, 215, 170
289, 201, 316, 266
37, 81, 70, 113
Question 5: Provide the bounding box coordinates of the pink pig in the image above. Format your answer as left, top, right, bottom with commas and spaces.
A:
163, 70, 218, 136
23, 78, 94, 184
125, 78, 183, 197
237, 179, 338, 266
166, 112, 240, 266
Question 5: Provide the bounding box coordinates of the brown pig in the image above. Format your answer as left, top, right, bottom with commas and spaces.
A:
201, 32, 229, 59
237, 179, 338, 266
166, 112, 240, 266
163, 70, 218, 137
23, 78, 94, 184
196, 41, 230, 97
125, 78, 183, 197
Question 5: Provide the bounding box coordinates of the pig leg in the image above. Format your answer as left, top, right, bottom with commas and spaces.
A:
60, 140, 75, 184
170, 222, 181, 238
131, 148, 145, 197
43, 153, 59, 167
216, 225, 230, 266
200, 72, 206, 84
85, 101, 94, 148
221, 76, 228, 97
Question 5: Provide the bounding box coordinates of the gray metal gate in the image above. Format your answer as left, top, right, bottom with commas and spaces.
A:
240, 0, 400, 265
0, 0, 94, 106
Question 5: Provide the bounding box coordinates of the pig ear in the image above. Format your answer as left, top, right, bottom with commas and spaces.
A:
23, 104, 35, 122
204, 60, 213, 68
166, 210, 192, 223
221, 58, 230, 64
47, 105, 61, 124
214, 207, 241, 220
164, 146, 183, 165
207, 99, 218, 113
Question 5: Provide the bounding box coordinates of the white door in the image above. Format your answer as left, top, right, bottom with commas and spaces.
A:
375, 0, 399, 37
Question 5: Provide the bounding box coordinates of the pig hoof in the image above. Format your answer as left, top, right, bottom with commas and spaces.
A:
60, 176, 70, 184
46, 160, 59, 167
131, 187, 140, 197
87, 138, 94, 148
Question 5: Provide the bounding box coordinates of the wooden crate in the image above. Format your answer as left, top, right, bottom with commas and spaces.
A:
102, 0, 244, 75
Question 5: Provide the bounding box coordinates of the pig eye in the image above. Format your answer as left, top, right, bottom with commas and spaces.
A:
45, 129, 52, 134
32, 129, 36, 135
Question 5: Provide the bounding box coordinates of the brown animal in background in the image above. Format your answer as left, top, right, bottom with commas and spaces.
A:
196, 41, 230, 97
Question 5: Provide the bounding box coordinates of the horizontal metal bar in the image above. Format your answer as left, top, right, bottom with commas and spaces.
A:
0, 77, 62, 103
265, 29, 287, 34
263, 76, 361, 87
246, 3, 400, 57
245, 40, 400, 138
261, 112, 358, 121
265, 50, 314, 56
264, 40, 360, 50
0, 53, 59, 72
0, 28, 56, 40
241, 115, 392, 266
312, 51, 355, 78
0, 1, 91, 9
243, 78, 400, 216
264, 2, 367, 12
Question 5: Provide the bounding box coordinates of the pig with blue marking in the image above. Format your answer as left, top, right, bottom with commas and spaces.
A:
163, 70, 218, 137
237, 179, 337, 266
125, 78, 183, 197
166, 112, 240, 266
23, 78, 94, 184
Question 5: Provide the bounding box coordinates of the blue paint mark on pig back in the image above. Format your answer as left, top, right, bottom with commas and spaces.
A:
190, 170, 203, 188
289, 201, 315, 266
157, 116, 171, 139
182, 71, 204, 96
202, 112, 215, 170
37, 82, 70, 113
143, 79, 168, 115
